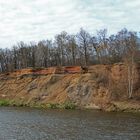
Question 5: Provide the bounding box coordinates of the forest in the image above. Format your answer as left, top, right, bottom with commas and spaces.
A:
0, 28, 140, 72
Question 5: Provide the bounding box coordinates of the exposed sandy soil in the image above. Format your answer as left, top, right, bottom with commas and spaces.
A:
0, 63, 140, 112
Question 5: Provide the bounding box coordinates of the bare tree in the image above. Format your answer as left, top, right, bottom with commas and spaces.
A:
0, 28, 139, 75
96, 29, 109, 64
66, 35, 77, 65
55, 31, 68, 66
90, 36, 101, 64
124, 31, 138, 98
77, 28, 91, 66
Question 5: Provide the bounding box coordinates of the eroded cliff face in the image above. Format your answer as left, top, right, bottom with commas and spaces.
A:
0, 63, 140, 112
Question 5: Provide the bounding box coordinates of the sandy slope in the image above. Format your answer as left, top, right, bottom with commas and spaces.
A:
0, 63, 140, 112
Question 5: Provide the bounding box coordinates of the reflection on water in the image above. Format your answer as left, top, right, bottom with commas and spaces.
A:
0, 107, 140, 140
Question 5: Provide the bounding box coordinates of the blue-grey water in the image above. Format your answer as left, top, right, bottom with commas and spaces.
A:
0, 107, 139, 140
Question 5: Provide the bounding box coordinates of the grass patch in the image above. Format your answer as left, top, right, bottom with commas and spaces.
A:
47, 102, 76, 109
47, 103, 60, 109
0, 100, 10, 106
0, 99, 77, 110
62, 102, 76, 109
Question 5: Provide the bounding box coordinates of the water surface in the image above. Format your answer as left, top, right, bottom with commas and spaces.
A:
0, 107, 139, 140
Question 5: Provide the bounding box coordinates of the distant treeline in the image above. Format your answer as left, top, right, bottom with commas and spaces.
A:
0, 28, 140, 72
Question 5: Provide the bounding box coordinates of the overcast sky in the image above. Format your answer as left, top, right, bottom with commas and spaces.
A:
0, 0, 140, 48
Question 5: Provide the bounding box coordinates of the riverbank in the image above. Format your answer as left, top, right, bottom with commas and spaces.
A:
0, 99, 140, 113
0, 63, 140, 113
0, 99, 76, 109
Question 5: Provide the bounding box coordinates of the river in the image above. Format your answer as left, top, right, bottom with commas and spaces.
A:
0, 107, 139, 140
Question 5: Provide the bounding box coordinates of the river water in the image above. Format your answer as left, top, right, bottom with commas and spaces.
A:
0, 107, 139, 140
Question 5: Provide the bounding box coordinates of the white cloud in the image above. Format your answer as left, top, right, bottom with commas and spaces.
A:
0, 0, 140, 48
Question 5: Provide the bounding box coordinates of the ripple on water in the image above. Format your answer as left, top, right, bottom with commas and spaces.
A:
0, 107, 140, 140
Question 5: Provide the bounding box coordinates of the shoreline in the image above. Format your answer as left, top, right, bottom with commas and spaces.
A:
0, 99, 140, 113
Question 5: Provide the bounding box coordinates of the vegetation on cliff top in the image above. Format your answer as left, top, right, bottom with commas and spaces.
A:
0, 28, 139, 73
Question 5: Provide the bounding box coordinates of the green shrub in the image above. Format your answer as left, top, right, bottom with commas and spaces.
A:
62, 102, 76, 109
47, 102, 76, 109
47, 103, 60, 109
0, 100, 10, 106
0, 99, 76, 109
